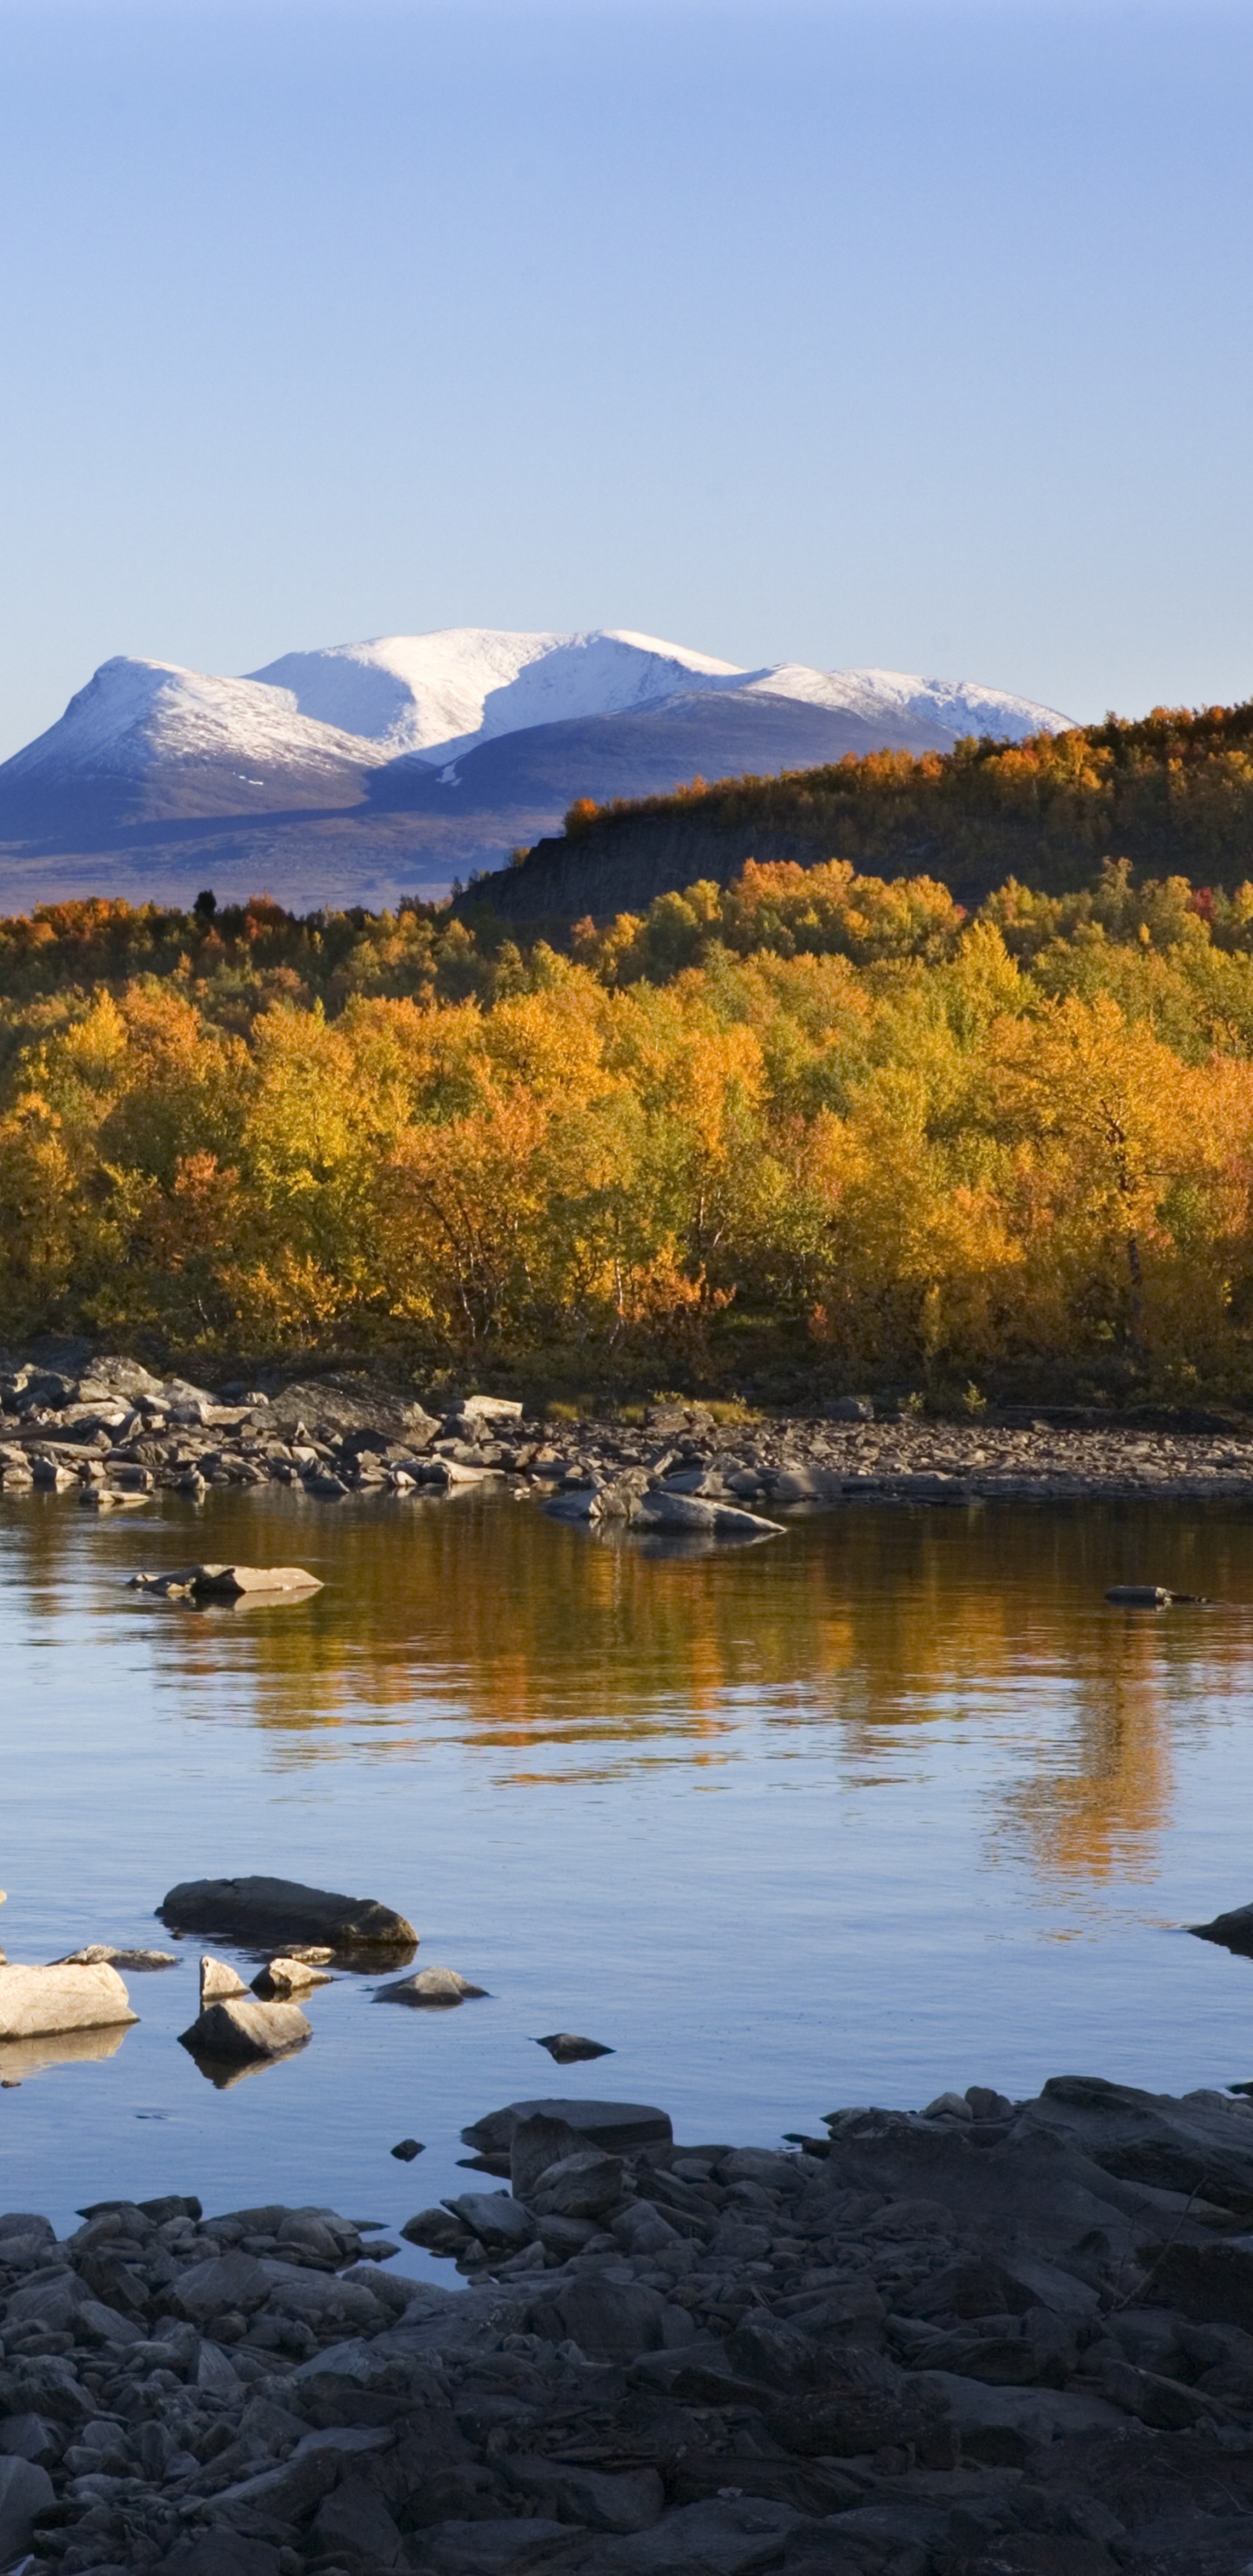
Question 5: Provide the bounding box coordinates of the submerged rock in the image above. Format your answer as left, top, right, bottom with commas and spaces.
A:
373, 1966, 486, 2007
1190, 1898, 1253, 1955
51, 1943, 178, 1970
158, 1874, 417, 1956
533, 2031, 615, 2063
130, 1563, 322, 1599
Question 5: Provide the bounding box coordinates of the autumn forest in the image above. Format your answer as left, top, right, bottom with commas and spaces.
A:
6, 708, 1253, 1399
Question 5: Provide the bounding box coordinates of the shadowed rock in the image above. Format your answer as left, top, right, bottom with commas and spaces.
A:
533, 2031, 614, 2063
158, 1875, 416, 1958
463, 2096, 673, 2157
1190, 1898, 1253, 1955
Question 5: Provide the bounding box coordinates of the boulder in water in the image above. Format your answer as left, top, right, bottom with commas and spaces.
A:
158, 1875, 416, 1957
0, 1962, 137, 2041
178, 1996, 312, 2062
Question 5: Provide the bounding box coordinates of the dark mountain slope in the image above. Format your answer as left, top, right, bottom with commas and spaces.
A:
461, 701, 1253, 926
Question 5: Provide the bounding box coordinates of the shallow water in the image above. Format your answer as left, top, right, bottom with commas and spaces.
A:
4, 1481, 1253, 2264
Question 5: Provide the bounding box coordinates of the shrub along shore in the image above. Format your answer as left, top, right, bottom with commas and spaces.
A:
7, 2075, 1253, 2574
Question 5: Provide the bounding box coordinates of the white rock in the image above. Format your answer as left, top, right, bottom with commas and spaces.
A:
0, 1962, 137, 2040
200, 1955, 247, 2007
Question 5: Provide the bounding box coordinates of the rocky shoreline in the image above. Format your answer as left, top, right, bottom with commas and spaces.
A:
3, 1357, 1253, 1524
9, 2076, 1253, 2573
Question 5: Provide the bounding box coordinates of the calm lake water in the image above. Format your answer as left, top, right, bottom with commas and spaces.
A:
5, 1482, 1253, 2266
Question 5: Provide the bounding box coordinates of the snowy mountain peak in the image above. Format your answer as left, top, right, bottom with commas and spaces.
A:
247, 627, 752, 762
6, 654, 384, 785
247, 626, 1071, 764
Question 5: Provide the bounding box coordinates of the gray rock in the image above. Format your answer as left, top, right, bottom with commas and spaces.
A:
442, 2192, 534, 2252
503, 2453, 664, 2532
374, 1966, 486, 2006
1190, 1898, 1253, 1955
178, 1996, 312, 2061
0, 2452, 56, 2562
158, 1874, 416, 1955
919, 2367, 1124, 2460
310, 2471, 405, 2566
591, 2497, 803, 2573
410, 2518, 575, 2573
258, 2259, 387, 2331
206, 2423, 391, 2534
463, 2096, 673, 2158
0, 2412, 60, 2465
509, 2113, 593, 2200
528, 2276, 672, 2362
529, 2149, 625, 2220
633, 1491, 782, 1538
171, 2249, 273, 2321
160, 2534, 282, 2576
533, 2031, 613, 2063
51, 1944, 178, 1970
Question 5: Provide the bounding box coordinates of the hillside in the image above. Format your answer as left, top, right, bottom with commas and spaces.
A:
464, 701, 1253, 927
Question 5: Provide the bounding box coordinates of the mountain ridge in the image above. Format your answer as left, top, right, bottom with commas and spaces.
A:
0, 626, 1074, 910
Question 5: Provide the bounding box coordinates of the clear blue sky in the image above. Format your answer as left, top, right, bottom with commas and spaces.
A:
1, 0, 1250, 756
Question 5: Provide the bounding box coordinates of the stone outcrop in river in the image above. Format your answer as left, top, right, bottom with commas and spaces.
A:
10, 2076, 1253, 2571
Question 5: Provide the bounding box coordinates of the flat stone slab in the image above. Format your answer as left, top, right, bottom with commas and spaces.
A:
0, 1961, 137, 2040
158, 1875, 417, 1956
462, 2097, 673, 2157
130, 1563, 323, 1599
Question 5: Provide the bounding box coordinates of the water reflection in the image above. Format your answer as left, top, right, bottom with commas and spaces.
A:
5, 1487, 1253, 1897
0, 2023, 131, 2083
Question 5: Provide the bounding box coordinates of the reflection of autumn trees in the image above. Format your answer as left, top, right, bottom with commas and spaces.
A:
17, 1494, 1253, 1895
1001, 1659, 1172, 1886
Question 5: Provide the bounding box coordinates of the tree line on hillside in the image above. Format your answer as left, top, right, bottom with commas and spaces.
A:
548, 700, 1253, 902
3, 854, 1253, 1399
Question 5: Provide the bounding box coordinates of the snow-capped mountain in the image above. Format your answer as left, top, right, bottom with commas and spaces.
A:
0, 654, 381, 830
0, 627, 1074, 912
247, 628, 754, 762
245, 626, 1069, 768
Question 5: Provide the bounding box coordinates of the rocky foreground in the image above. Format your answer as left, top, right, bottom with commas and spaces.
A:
10, 2081, 1253, 2574
3, 1356, 1253, 1521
